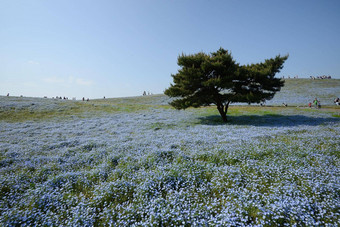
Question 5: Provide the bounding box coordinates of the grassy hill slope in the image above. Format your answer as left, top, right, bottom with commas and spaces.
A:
266, 79, 340, 106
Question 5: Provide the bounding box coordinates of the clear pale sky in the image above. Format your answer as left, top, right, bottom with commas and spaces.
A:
1, 0, 339, 99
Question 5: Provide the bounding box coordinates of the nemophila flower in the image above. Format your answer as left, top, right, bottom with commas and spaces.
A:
0, 96, 339, 225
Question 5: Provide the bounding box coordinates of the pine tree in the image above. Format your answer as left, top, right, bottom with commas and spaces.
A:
164, 48, 288, 122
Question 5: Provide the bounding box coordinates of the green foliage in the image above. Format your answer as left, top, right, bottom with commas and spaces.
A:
165, 48, 288, 122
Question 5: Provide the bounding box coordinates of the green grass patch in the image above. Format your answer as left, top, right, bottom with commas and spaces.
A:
0, 96, 169, 122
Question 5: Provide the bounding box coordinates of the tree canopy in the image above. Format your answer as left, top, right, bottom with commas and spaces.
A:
164, 48, 288, 122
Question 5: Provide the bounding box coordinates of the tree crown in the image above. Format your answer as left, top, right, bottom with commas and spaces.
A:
165, 48, 288, 110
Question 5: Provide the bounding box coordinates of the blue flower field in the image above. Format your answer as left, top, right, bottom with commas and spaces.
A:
0, 79, 339, 226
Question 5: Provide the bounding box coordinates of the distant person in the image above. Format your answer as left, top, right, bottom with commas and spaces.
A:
7, 93, 9, 96
313, 98, 318, 108
334, 97, 340, 105
308, 102, 312, 108
259, 99, 265, 106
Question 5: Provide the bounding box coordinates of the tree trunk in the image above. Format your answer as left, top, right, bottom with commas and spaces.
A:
217, 106, 227, 122
217, 101, 230, 123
